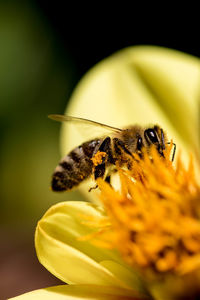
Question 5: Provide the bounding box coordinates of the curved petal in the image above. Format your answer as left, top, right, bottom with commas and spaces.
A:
10, 284, 145, 300
130, 46, 200, 157
100, 260, 145, 294
35, 201, 141, 289
60, 46, 200, 199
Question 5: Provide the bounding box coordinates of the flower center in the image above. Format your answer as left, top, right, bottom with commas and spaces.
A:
95, 144, 200, 276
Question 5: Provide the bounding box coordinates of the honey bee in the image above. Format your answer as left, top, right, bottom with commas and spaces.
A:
49, 115, 175, 192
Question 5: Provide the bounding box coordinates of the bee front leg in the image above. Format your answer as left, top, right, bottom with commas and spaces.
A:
113, 138, 133, 157
113, 137, 137, 169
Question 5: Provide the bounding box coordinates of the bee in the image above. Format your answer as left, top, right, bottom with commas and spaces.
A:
49, 115, 175, 192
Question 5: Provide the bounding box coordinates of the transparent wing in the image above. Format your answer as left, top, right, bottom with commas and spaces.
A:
48, 114, 122, 140
48, 114, 122, 132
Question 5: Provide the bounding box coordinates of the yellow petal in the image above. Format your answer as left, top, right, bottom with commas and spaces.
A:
100, 260, 145, 294
130, 46, 200, 156
60, 46, 200, 200
35, 201, 137, 289
10, 284, 141, 300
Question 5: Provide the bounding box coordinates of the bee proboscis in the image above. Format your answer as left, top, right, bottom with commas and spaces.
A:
49, 114, 175, 192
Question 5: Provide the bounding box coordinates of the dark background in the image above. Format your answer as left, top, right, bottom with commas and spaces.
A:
0, 1, 199, 299
36, 1, 200, 76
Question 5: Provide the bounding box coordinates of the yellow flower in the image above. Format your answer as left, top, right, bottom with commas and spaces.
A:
11, 46, 200, 300
95, 146, 200, 299
61, 46, 200, 202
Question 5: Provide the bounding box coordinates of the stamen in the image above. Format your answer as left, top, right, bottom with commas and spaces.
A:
94, 143, 200, 276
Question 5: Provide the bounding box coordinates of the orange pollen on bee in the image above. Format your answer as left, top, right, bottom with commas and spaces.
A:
92, 151, 107, 166
91, 143, 200, 276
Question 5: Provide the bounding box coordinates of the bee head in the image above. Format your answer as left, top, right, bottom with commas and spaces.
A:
144, 125, 165, 156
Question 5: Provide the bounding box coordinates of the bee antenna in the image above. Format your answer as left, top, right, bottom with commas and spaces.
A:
167, 142, 176, 162
161, 129, 165, 150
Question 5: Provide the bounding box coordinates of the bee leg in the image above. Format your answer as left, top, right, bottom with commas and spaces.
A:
89, 173, 111, 192
94, 137, 113, 180
113, 138, 133, 157
167, 142, 176, 161
105, 175, 111, 184
94, 162, 106, 179
88, 184, 98, 192
171, 143, 176, 161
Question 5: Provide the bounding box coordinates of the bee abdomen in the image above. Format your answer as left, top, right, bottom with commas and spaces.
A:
52, 139, 101, 191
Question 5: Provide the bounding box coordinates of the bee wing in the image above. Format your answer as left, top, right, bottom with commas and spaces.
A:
48, 114, 122, 139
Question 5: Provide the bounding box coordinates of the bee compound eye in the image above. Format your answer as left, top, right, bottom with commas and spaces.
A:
137, 136, 143, 150
145, 129, 159, 144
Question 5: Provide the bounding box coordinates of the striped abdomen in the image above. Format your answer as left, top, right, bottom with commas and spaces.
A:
52, 139, 101, 191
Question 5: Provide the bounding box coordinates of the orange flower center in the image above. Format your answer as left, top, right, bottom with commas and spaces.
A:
94, 144, 200, 276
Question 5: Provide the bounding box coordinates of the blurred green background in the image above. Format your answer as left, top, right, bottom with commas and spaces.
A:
0, 1, 199, 299
0, 2, 78, 298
